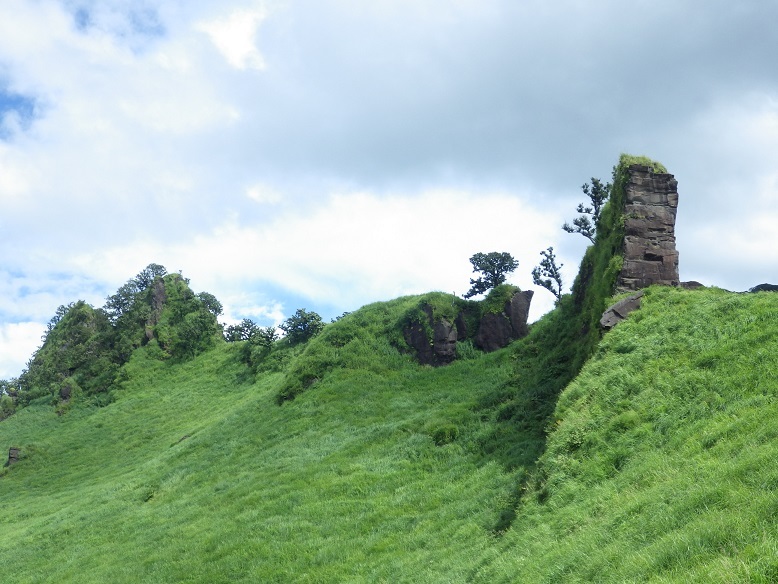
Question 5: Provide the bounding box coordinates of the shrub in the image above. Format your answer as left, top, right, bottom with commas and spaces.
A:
280, 309, 324, 346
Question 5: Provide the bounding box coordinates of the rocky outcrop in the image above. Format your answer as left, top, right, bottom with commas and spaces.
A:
749, 283, 778, 293
6, 447, 20, 466
474, 312, 515, 353
600, 291, 644, 329
403, 305, 459, 366
618, 165, 680, 291
59, 384, 72, 402
404, 290, 533, 364
475, 290, 533, 352
145, 277, 168, 341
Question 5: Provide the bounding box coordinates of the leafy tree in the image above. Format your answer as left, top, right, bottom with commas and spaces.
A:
197, 292, 223, 317
233, 322, 280, 370
19, 300, 118, 400
104, 281, 141, 323
104, 263, 168, 323
280, 308, 324, 345
134, 263, 168, 291
464, 252, 519, 299
562, 178, 611, 243
45, 303, 74, 336
532, 246, 564, 302
225, 319, 261, 342
152, 274, 221, 359
254, 326, 279, 347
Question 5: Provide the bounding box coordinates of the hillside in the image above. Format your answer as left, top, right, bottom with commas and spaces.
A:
2, 155, 777, 582
1, 286, 777, 582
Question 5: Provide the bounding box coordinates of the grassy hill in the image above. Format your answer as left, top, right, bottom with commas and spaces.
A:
1, 285, 777, 582
2, 155, 777, 581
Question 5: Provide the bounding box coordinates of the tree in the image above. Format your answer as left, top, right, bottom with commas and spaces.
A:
197, 292, 223, 317
280, 308, 324, 345
562, 178, 611, 243
254, 326, 279, 347
464, 252, 519, 299
224, 319, 260, 342
134, 263, 168, 291
104, 281, 140, 323
532, 247, 564, 302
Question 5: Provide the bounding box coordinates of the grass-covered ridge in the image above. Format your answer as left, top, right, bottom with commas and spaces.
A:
2, 286, 777, 582
472, 286, 778, 582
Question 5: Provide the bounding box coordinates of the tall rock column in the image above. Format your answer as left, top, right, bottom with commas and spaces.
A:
617, 164, 680, 291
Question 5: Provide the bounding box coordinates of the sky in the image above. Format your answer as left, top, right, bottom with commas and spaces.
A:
1, 0, 777, 378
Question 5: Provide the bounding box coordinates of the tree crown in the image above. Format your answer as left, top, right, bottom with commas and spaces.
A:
464, 252, 519, 299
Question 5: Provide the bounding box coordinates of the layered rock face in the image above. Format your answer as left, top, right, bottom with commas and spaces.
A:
403, 290, 533, 365
618, 165, 680, 291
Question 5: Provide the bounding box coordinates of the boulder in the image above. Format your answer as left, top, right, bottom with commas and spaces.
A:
600, 291, 645, 329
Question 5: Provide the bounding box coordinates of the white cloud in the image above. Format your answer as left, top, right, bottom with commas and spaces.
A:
68, 187, 563, 324
197, 9, 267, 70
247, 183, 283, 204
0, 322, 45, 379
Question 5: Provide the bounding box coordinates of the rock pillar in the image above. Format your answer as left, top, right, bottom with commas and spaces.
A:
618, 164, 680, 290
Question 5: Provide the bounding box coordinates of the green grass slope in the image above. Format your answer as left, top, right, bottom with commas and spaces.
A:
472, 286, 778, 583
0, 296, 519, 582
2, 287, 777, 582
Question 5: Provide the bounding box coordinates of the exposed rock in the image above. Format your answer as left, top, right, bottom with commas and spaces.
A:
432, 319, 458, 364
507, 290, 533, 339
403, 319, 434, 365
748, 283, 778, 293
403, 290, 533, 363
59, 384, 72, 402
681, 281, 705, 290
475, 312, 515, 353
402, 291, 532, 363
403, 304, 455, 366
617, 165, 680, 291
6, 447, 20, 466
600, 291, 645, 329
454, 311, 469, 339
475, 290, 534, 352
145, 277, 168, 340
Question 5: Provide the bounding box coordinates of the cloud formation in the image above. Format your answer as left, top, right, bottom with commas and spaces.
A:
0, 0, 777, 377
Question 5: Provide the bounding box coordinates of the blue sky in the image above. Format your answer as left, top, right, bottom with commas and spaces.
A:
1, 0, 777, 377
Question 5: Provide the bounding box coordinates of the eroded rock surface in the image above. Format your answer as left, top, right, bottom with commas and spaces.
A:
600, 291, 644, 329
404, 290, 533, 364
475, 290, 534, 352
618, 165, 680, 291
